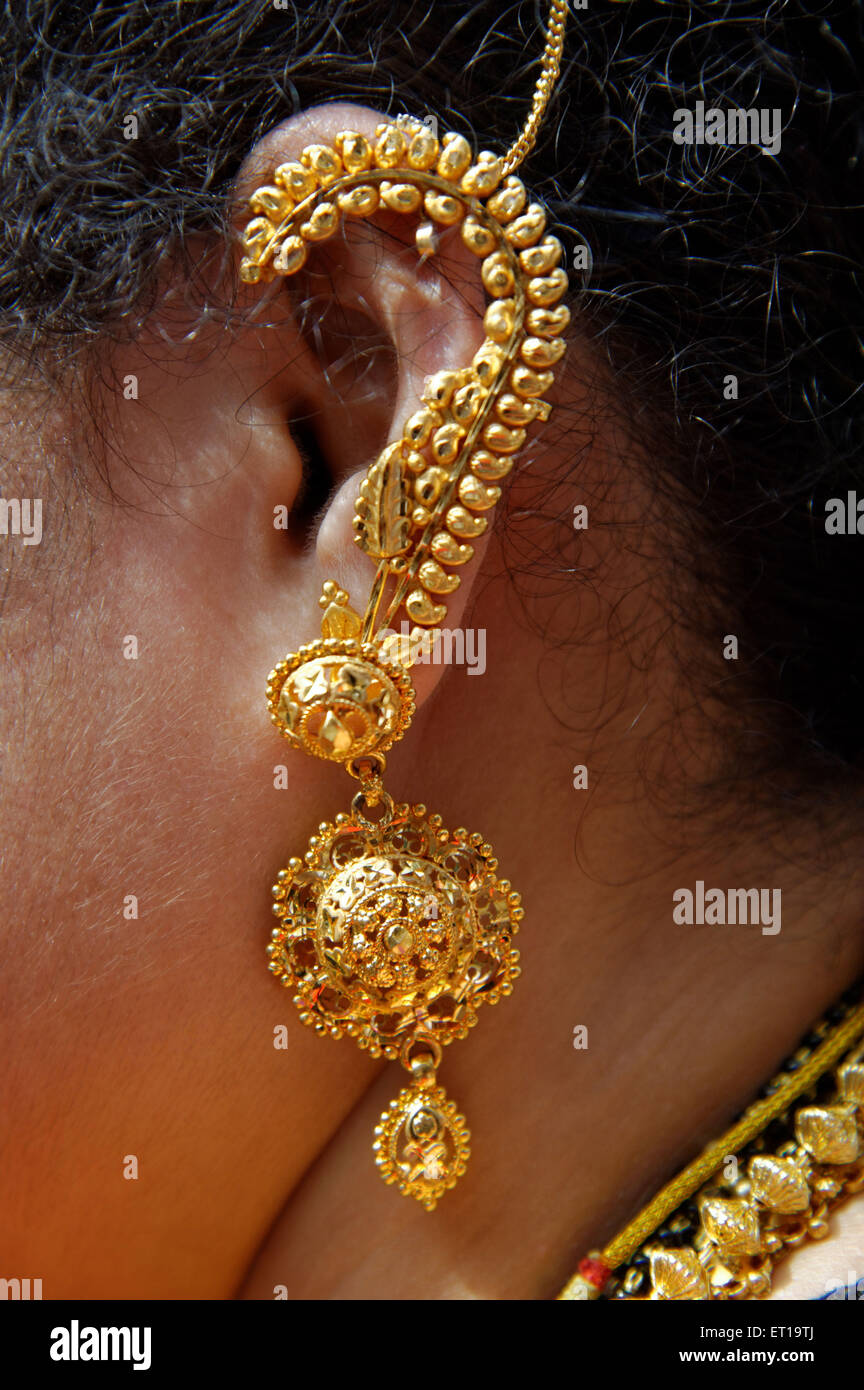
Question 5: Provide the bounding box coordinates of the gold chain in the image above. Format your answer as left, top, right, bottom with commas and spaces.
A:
500, 0, 570, 176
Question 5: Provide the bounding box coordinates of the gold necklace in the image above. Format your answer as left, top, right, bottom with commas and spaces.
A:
239, 0, 570, 1212
559, 990, 864, 1300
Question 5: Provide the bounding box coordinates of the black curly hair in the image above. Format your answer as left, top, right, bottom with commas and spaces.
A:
2, 0, 862, 820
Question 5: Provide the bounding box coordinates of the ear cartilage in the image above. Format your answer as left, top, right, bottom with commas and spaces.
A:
247, 11, 569, 1212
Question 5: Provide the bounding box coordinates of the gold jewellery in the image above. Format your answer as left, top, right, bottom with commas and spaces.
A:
559, 992, 864, 1300
241, 2, 570, 1209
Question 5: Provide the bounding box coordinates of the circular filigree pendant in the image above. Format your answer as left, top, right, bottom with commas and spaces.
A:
268, 801, 522, 1056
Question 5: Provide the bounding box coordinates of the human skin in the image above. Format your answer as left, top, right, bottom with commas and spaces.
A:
1, 103, 862, 1300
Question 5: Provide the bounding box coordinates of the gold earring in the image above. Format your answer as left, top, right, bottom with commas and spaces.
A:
241, 0, 570, 1210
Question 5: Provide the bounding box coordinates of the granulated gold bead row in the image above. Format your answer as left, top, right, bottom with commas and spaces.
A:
239, 120, 569, 635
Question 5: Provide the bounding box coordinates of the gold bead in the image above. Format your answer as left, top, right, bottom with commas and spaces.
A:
337, 185, 379, 217
301, 144, 343, 185
242, 217, 274, 254
300, 203, 339, 241
481, 251, 516, 297
431, 422, 465, 465
520, 236, 564, 274
415, 221, 439, 257
473, 340, 506, 385
250, 185, 293, 220
461, 216, 497, 256
527, 268, 568, 306
748, 1155, 810, 1215
521, 336, 566, 367
701, 1197, 762, 1256
511, 363, 554, 397
446, 505, 488, 538
487, 177, 527, 223
406, 588, 447, 625
461, 152, 503, 197
796, 1104, 860, 1164
505, 204, 547, 248
436, 132, 472, 180
423, 191, 463, 225
407, 126, 440, 170
649, 1248, 709, 1301
527, 304, 571, 337
402, 448, 426, 474
430, 530, 474, 565
275, 162, 317, 200
495, 394, 539, 426
239, 257, 264, 284
470, 449, 513, 481
273, 236, 308, 275
459, 475, 501, 510
451, 381, 484, 422
415, 467, 450, 505
334, 130, 373, 173
747, 1269, 772, 1296
404, 408, 442, 448
483, 422, 526, 454
483, 299, 516, 343
374, 125, 408, 168
380, 182, 422, 213
422, 370, 462, 409
418, 558, 461, 594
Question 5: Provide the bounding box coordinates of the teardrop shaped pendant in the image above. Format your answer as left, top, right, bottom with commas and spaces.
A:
375, 1063, 471, 1211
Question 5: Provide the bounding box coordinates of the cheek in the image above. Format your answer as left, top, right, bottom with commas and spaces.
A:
13, 502, 346, 987
0, 515, 385, 1294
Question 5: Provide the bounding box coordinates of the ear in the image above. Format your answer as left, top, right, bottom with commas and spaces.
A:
231, 102, 493, 703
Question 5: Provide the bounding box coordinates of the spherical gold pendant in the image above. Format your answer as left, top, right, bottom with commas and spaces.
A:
268, 801, 522, 1058
265, 638, 415, 762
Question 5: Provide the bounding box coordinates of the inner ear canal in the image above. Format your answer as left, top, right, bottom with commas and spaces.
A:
287, 407, 334, 546
287, 260, 397, 490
